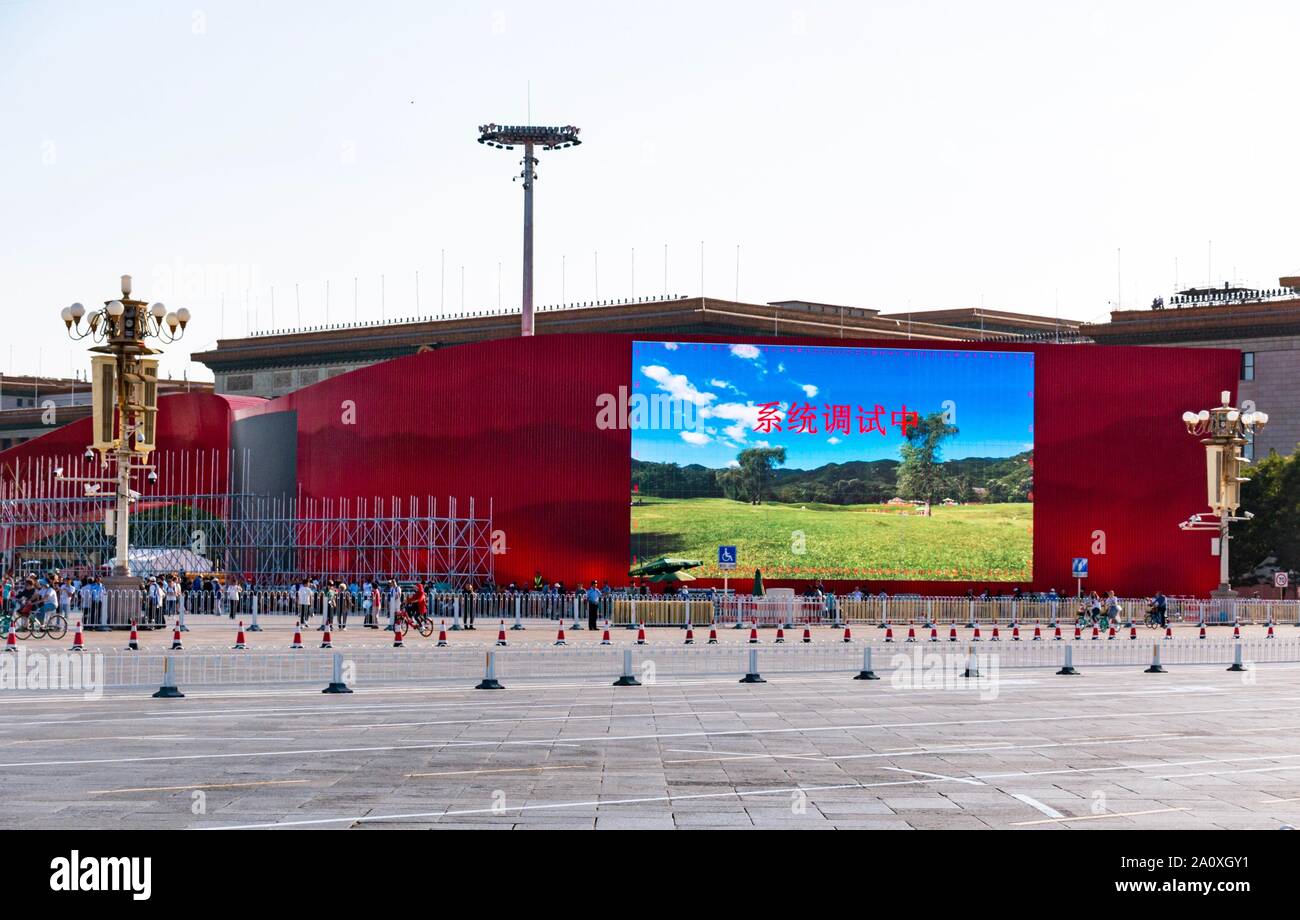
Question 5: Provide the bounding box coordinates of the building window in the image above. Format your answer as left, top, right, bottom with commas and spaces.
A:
1245, 429, 1256, 462
1241, 351, 1255, 381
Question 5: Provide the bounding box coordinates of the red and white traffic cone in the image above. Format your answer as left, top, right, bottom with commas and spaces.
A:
636, 623, 647, 645
748, 624, 759, 644
601, 622, 613, 646
884, 626, 894, 644
1033, 625, 1043, 641
708, 623, 719, 645
320, 628, 333, 649
437, 621, 448, 647
553, 624, 567, 647
930, 626, 939, 643
1199, 625, 1207, 641
1091, 626, 1100, 641
906, 626, 917, 643
171, 621, 183, 650
949, 625, 958, 643
990, 625, 1001, 642
685, 625, 696, 645
842, 625, 853, 644
1053, 625, 1062, 641
802, 626, 812, 644
70, 621, 85, 652
1165, 625, 1173, 640
1233, 625, 1241, 640
126, 621, 140, 651
393, 625, 405, 648
1267, 624, 1276, 640
1107, 626, 1116, 641
1073, 626, 1082, 641
972, 625, 982, 642
1129, 625, 1138, 641
1012, 625, 1022, 642
232, 621, 248, 650
775, 626, 786, 644
290, 627, 303, 649
3, 621, 15, 652
496, 621, 508, 647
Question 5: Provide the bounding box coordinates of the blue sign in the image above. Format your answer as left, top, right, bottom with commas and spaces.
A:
718, 546, 738, 570
1072, 558, 1089, 579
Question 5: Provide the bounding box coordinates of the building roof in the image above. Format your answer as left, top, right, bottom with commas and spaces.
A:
192, 296, 1070, 374
1083, 294, 1300, 345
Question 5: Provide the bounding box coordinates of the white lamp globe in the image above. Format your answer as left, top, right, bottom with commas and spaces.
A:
175, 307, 191, 325
69, 302, 85, 320
164, 311, 178, 328
60, 307, 73, 323
150, 302, 167, 319
106, 300, 125, 317
1198, 410, 1211, 422
1182, 412, 1197, 424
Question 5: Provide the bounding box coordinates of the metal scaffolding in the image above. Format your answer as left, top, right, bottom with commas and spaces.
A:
0, 449, 493, 586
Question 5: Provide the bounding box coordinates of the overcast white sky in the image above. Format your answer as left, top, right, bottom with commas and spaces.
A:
2, 0, 1297, 382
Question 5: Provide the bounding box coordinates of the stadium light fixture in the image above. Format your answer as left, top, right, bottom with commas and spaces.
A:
477, 123, 582, 337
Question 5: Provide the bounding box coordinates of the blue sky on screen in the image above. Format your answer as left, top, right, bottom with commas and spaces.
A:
630, 342, 1033, 470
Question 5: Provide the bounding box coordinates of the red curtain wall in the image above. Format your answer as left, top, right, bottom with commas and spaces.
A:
239, 334, 1238, 597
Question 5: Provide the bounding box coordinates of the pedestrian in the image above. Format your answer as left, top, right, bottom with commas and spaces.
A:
297, 578, 314, 627
585, 580, 601, 631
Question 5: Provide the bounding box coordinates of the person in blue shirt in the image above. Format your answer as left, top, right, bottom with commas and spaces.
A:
585, 581, 601, 631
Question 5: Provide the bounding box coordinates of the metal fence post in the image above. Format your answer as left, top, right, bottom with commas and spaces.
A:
323, 652, 353, 694
613, 649, 641, 687
1057, 645, 1078, 676
151, 657, 185, 699
572, 595, 582, 631
1228, 643, 1247, 673
740, 648, 765, 684
476, 651, 504, 690
248, 594, 262, 632
1146, 644, 1166, 674
854, 645, 879, 681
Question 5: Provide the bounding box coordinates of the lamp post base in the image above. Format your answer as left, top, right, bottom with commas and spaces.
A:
100, 574, 144, 630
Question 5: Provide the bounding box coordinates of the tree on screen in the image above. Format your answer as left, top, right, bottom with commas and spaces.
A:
717, 446, 787, 505
896, 412, 959, 506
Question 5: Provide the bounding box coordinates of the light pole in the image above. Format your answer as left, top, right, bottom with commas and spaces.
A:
59, 275, 190, 626
1179, 391, 1268, 598
477, 123, 581, 337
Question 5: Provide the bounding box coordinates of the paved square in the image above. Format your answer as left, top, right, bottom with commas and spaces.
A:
1, 642, 1299, 829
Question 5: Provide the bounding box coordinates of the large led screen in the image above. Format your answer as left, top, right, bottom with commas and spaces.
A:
629, 342, 1034, 583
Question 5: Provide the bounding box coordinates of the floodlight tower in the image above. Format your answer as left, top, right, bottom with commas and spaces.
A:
477, 123, 582, 337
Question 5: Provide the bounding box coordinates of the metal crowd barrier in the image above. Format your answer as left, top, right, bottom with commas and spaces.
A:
73, 637, 1300, 691
30, 587, 1300, 632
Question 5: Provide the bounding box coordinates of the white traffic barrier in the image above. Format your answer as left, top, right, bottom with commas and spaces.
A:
322, 652, 352, 694
740, 648, 765, 684
476, 651, 504, 690
151, 657, 185, 699
1057, 645, 1078, 676
854, 646, 879, 681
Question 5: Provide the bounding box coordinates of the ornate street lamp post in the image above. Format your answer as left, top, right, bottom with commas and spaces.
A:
58, 275, 190, 627
1179, 391, 1268, 598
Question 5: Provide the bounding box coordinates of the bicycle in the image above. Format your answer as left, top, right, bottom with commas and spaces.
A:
396, 609, 436, 638
1, 608, 67, 641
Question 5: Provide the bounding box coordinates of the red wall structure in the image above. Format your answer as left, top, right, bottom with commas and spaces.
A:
233, 334, 1240, 598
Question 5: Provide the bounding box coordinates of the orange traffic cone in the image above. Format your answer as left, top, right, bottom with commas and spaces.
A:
601, 623, 613, 645
320, 628, 333, 649
972, 625, 982, 642
70, 621, 85, 652
1107, 626, 1116, 641
842, 625, 853, 644
1073, 626, 1082, 641
1053, 625, 1062, 641
990, 625, 1000, 642
3, 621, 15, 652
290, 628, 304, 649
126, 621, 140, 651
1199, 625, 1207, 640
1233, 625, 1241, 640
636, 623, 647, 645
171, 621, 183, 651
1012, 625, 1021, 642
1129, 625, 1138, 641
1267, 624, 1276, 640
1165, 625, 1173, 640
802, 626, 812, 644
949, 625, 958, 643
393, 625, 405, 648
496, 621, 508, 647
906, 626, 917, 643
1033, 625, 1043, 641
708, 623, 719, 645
553, 624, 567, 647
748, 624, 759, 645
884, 626, 894, 644
684, 624, 695, 645
1091, 626, 1100, 641
775, 626, 785, 644
232, 621, 248, 650
930, 626, 939, 643
437, 621, 448, 647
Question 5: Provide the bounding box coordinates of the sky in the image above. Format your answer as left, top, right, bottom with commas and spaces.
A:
2, 0, 1298, 384
630, 341, 1034, 469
